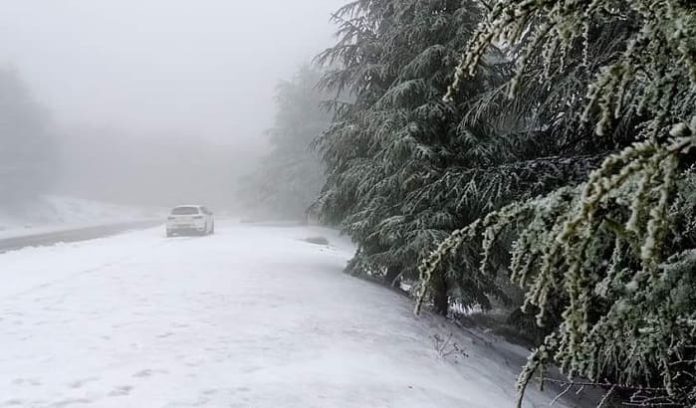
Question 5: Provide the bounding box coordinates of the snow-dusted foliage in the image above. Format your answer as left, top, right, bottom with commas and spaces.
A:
313, 0, 494, 301
416, 0, 696, 405
315, 0, 610, 315
312, 0, 696, 403
239, 67, 330, 220
315, 1, 581, 310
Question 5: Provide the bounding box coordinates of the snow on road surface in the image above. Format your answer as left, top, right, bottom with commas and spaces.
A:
0, 221, 571, 408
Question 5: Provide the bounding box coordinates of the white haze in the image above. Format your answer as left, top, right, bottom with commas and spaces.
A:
0, 0, 343, 209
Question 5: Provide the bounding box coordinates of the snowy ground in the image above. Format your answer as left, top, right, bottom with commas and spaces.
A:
0, 196, 163, 239
0, 221, 580, 407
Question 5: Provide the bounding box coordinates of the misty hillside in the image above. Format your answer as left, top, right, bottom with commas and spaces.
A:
0, 195, 162, 238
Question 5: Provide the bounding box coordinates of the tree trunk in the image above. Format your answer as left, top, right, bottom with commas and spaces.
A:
431, 274, 449, 316
384, 265, 401, 287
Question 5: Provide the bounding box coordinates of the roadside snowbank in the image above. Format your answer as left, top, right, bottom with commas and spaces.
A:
0, 195, 164, 239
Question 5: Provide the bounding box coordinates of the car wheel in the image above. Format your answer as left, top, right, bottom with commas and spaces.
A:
210, 221, 215, 235
166, 231, 173, 237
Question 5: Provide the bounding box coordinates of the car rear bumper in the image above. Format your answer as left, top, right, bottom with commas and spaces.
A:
167, 225, 206, 234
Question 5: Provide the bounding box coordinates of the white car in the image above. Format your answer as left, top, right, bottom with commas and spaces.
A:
166, 205, 215, 237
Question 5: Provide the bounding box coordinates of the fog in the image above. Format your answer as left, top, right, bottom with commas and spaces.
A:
0, 0, 343, 210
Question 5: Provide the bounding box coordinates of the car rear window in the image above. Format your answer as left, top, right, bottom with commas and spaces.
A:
171, 206, 200, 215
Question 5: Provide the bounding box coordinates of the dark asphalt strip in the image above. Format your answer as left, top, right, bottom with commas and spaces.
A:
0, 220, 162, 254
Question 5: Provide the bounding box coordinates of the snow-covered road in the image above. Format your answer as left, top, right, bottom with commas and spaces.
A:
0, 222, 573, 407
0, 220, 161, 254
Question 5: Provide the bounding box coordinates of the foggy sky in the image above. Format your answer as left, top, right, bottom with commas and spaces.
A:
0, 0, 343, 148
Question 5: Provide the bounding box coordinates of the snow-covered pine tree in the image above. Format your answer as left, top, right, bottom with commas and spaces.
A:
314, 0, 516, 312
316, 0, 614, 318
418, 0, 696, 405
